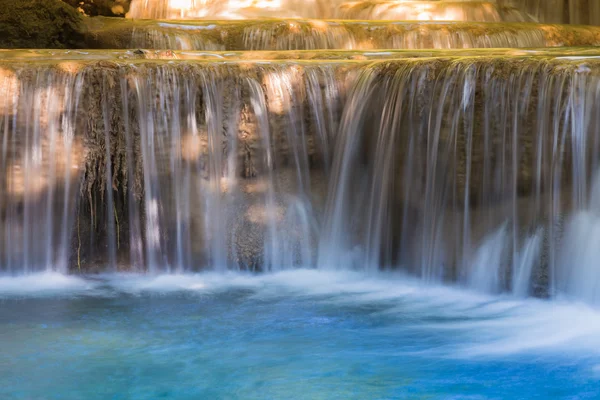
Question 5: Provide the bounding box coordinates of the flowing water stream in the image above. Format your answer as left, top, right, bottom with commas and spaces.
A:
3, 0, 600, 397
3, 51, 600, 302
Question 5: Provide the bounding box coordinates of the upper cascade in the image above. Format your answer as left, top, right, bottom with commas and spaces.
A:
126, 0, 533, 22
336, 1, 533, 22
128, 0, 344, 19
87, 18, 600, 51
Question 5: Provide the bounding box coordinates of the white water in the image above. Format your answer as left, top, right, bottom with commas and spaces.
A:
555, 171, 600, 306
127, 0, 534, 21
4, 54, 600, 308
2, 269, 600, 358
0, 70, 83, 274
0, 273, 93, 297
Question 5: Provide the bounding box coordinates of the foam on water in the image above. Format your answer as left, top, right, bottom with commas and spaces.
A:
2, 269, 600, 360
103, 270, 600, 359
453, 300, 600, 357
0, 273, 95, 297
104, 271, 263, 294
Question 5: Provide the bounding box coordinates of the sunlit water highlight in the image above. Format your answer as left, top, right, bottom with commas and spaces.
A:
1, 270, 599, 399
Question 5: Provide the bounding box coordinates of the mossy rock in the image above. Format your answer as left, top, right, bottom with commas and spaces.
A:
0, 0, 86, 48
62, 0, 131, 17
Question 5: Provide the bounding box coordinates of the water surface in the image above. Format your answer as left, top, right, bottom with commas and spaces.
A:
1, 270, 599, 399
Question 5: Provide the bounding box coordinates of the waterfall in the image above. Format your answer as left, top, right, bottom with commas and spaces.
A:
87, 18, 600, 52
118, 20, 600, 51
125, 0, 600, 25
3, 0, 600, 308
0, 59, 349, 272
8, 2, 600, 397
3, 53, 600, 299
336, 1, 533, 21
127, 0, 346, 19
0, 66, 84, 274
126, 0, 534, 21
127, 63, 343, 271
319, 56, 600, 296
0, 54, 595, 292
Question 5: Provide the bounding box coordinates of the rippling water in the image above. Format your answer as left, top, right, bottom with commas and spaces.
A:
1, 270, 599, 399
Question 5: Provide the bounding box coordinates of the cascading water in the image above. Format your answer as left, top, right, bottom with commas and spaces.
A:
1, 0, 600, 300
4, 50, 600, 306
91, 19, 600, 51
336, 1, 534, 21
124, 0, 600, 24
320, 56, 600, 299
126, 0, 536, 21
0, 66, 84, 274
0, 56, 349, 273
127, 0, 347, 19
127, 62, 343, 271
5, 0, 600, 398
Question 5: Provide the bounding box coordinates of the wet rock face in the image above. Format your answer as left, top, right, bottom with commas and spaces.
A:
62, 0, 131, 17
0, 0, 86, 49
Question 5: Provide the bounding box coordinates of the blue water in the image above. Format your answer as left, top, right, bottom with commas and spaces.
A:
1, 270, 599, 399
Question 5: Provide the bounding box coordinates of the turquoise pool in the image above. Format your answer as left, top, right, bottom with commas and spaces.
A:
1, 270, 599, 399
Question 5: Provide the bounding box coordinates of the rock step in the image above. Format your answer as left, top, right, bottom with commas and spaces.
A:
87, 18, 600, 51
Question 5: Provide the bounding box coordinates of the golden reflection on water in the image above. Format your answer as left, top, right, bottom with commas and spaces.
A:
129, 0, 522, 21
130, 0, 345, 19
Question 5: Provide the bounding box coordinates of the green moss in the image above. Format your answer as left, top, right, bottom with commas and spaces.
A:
0, 0, 86, 48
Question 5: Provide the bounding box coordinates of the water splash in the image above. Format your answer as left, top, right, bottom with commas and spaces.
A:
555, 170, 600, 306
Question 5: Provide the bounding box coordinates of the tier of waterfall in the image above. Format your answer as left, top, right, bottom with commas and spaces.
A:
2, 50, 600, 304
87, 19, 600, 51
127, 0, 531, 21
1, 0, 600, 307
126, 0, 600, 25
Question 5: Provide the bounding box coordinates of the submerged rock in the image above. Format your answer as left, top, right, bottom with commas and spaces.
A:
0, 0, 86, 49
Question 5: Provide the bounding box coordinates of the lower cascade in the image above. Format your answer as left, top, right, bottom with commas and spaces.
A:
2, 50, 600, 306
